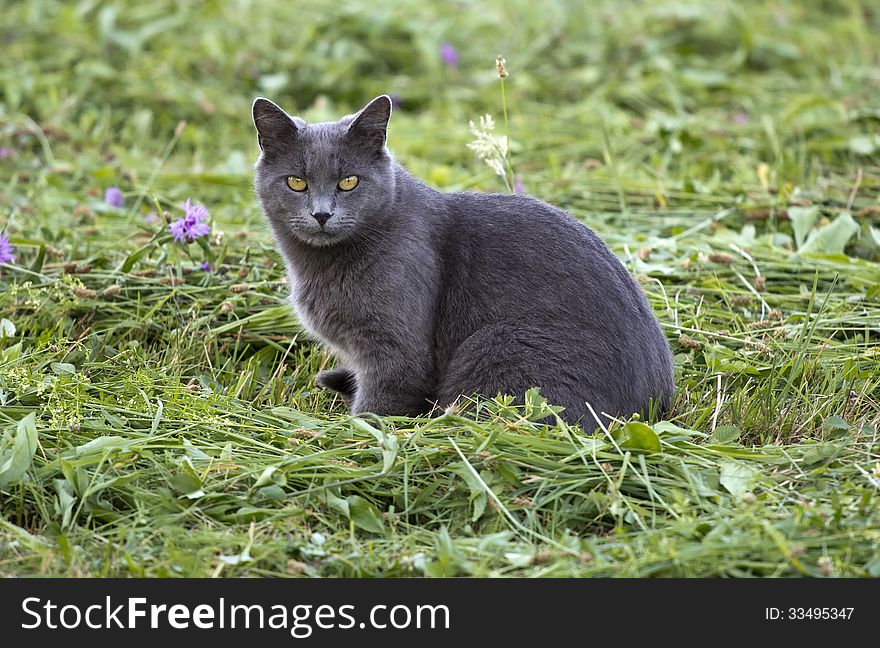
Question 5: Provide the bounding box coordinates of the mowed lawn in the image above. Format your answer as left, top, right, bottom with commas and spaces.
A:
0, 0, 878, 577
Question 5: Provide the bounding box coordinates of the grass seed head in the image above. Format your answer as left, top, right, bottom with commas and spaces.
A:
72, 286, 96, 299
708, 251, 735, 264
102, 284, 121, 298
679, 334, 701, 349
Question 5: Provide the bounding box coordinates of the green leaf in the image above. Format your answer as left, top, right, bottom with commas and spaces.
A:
253, 465, 285, 488
324, 488, 350, 517
118, 240, 156, 273
653, 420, 705, 439
50, 362, 77, 375
102, 410, 128, 428
59, 459, 89, 497
254, 484, 287, 502
53, 479, 77, 530
823, 415, 849, 438
182, 438, 212, 464
621, 421, 662, 453
350, 416, 398, 474
719, 460, 756, 498
150, 399, 164, 436
378, 430, 399, 474
423, 526, 470, 576
523, 387, 564, 421
801, 443, 841, 466
168, 457, 202, 497
708, 425, 741, 444
1, 342, 23, 363
65, 435, 131, 459
452, 461, 488, 522
29, 243, 46, 273
347, 495, 385, 533
788, 206, 819, 250
0, 412, 39, 489
799, 212, 859, 256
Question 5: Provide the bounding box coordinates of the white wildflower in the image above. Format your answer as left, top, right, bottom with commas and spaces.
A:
466, 114, 512, 189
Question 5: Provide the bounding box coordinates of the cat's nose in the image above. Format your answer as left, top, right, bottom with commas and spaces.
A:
311, 212, 332, 227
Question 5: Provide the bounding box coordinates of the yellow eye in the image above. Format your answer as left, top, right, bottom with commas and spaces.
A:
286, 176, 307, 192
338, 175, 359, 191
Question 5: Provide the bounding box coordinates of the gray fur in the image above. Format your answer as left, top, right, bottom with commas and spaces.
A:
252, 95, 674, 425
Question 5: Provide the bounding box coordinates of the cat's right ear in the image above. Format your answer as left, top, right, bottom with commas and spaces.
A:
252, 98, 298, 151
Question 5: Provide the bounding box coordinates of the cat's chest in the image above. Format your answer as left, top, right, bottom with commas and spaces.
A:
289, 273, 366, 356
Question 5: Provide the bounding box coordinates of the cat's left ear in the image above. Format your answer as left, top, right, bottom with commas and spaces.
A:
347, 95, 392, 154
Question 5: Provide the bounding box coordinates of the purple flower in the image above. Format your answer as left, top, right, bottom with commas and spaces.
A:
514, 175, 525, 194
105, 186, 123, 208
0, 232, 15, 265
731, 111, 749, 125
169, 198, 211, 243
440, 42, 459, 67
0, 147, 12, 160
199, 261, 212, 272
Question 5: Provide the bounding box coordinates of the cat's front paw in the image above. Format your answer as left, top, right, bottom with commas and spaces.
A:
315, 368, 357, 400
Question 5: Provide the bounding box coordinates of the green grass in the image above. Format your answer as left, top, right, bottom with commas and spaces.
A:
1, 0, 879, 577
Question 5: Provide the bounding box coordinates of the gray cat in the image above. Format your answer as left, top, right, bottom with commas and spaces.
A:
252, 95, 673, 426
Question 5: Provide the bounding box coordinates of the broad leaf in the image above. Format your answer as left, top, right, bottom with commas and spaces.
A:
0, 412, 39, 489
621, 421, 662, 453
347, 495, 385, 533
708, 425, 741, 444
788, 206, 819, 250
719, 460, 756, 498
799, 212, 858, 256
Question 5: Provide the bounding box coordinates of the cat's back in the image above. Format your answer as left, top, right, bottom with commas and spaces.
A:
438, 190, 635, 302
445, 190, 589, 243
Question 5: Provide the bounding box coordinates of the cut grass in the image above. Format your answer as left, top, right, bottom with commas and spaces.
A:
1, 0, 879, 577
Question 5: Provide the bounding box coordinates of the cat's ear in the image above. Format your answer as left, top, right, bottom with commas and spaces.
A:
252, 98, 298, 151
347, 95, 392, 154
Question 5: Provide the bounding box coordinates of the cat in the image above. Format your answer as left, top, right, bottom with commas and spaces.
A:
252, 95, 674, 426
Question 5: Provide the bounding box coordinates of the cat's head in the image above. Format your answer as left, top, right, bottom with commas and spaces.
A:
252, 95, 395, 248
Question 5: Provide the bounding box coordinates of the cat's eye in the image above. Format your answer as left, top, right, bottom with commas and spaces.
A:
286, 176, 308, 192
338, 175, 359, 191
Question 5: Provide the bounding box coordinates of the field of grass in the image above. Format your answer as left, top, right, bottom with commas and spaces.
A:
1, 0, 879, 577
